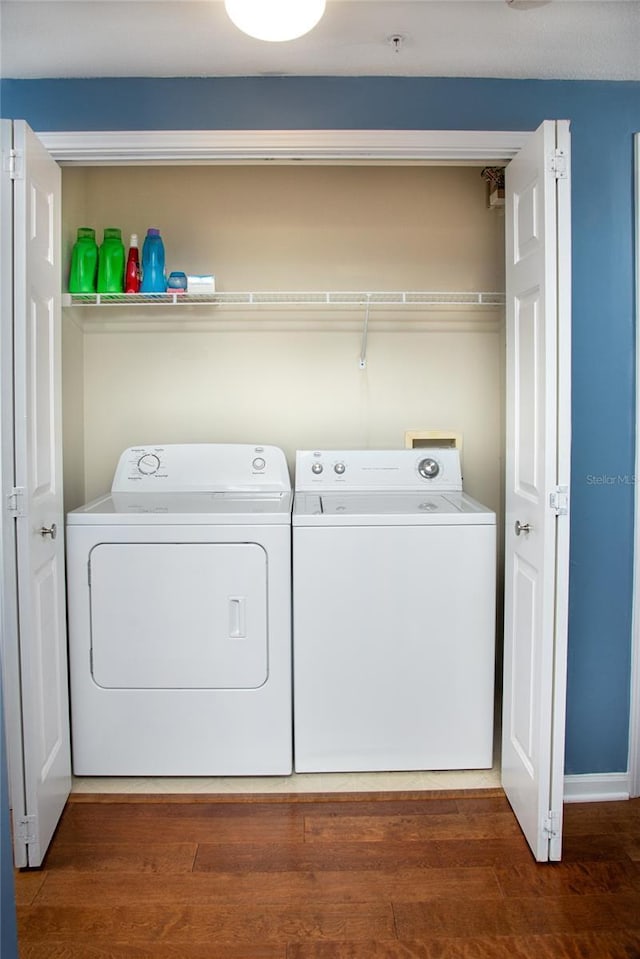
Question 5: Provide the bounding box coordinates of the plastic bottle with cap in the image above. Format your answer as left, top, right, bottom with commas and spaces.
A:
124, 234, 141, 293
97, 227, 125, 293
140, 227, 166, 294
69, 227, 98, 293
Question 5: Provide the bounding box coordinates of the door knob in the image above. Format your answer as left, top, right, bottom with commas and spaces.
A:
40, 523, 57, 540
515, 520, 532, 536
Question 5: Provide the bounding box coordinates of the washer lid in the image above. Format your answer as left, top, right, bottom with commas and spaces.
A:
67, 490, 293, 525
293, 491, 495, 526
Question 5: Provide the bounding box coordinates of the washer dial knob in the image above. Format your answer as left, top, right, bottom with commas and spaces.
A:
137, 453, 161, 475
252, 457, 266, 471
334, 462, 346, 475
418, 457, 440, 480
311, 463, 324, 475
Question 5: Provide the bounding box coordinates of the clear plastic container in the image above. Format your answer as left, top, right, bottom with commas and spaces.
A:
167, 271, 187, 293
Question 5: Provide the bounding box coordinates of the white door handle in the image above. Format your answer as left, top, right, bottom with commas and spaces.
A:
229, 597, 246, 638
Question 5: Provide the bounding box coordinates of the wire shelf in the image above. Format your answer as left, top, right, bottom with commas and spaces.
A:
63, 291, 506, 308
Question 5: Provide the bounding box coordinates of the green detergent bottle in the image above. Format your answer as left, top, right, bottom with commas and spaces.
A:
97, 227, 125, 293
68, 227, 98, 293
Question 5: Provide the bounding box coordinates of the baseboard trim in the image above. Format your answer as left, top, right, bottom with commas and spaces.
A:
564, 772, 630, 803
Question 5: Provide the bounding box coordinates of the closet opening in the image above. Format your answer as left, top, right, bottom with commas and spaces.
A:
61, 157, 506, 793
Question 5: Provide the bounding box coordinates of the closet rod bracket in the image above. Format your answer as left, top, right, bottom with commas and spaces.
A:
359, 295, 372, 370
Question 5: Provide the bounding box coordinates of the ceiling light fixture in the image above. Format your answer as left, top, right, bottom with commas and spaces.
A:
224, 0, 326, 42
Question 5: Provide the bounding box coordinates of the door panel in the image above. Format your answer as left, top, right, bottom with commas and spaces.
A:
510, 554, 538, 767
514, 291, 541, 497
502, 120, 571, 862
13, 121, 70, 867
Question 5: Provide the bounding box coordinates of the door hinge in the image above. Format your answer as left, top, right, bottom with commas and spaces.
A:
16, 815, 37, 844
7, 486, 26, 517
3, 148, 24, 180
549, 485, 569, 516
548, 149, 568, 180
543, 809, 561, 839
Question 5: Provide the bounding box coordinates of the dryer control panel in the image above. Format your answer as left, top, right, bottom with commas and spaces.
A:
295, 448, 463, 492
112, 444, 291, 492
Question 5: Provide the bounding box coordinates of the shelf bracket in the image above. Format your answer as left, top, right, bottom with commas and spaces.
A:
359, 295, 371, 370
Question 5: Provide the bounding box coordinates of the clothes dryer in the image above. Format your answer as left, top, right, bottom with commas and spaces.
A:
66, 444, 292, 775
293, 448, 496, 773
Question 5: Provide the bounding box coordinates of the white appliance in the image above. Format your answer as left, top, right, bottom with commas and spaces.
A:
66, 443, 293, 776
293, 448, 496, 773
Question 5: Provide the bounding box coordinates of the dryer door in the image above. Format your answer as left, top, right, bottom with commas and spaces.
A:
89, 542, 268, 689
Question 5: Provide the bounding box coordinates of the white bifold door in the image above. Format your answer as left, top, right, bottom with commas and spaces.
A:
0, 119, 71, 867
502, 119, 572, 862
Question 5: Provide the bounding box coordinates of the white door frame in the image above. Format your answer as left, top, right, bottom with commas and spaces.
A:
36, 129, 530, 165
630, 134, 640, 799
32, 127, 582, 805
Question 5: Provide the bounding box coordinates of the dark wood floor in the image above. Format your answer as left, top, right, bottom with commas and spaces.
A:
14, 789, 640, 958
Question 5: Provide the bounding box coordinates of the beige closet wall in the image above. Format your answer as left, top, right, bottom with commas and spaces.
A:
61, 165, 504, 509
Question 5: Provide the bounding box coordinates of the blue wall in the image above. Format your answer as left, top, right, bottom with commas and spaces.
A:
1, 75, 639, 774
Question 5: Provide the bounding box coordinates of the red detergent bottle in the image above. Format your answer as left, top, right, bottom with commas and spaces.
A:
125, 234, 140, 293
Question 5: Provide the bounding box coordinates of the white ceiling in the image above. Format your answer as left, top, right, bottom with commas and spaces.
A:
1, 0, 639, 81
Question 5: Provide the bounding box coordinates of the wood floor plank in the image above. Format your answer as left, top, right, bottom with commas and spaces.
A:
43, 842, 198, 873
626, 838, 640, 861
286, 931, 640, 958
54, 803, 304, 845
393, 893, 640, 938
560, 832, 634, 862
297, 798, 461, 818
18, 945, 285, 959
59, 800, 307, 824
17, 902, 395, 944
304, 812, 521, 843
13, 869, 47, 905
194, 836, 532, 872
453, 795, 513, 815
562, 801, 640, 836
495, 859, 640, 897
32, 865, 502, 906
66, 788, 505, 805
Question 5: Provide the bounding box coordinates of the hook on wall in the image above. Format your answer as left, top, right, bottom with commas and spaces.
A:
388, 34, 406, 54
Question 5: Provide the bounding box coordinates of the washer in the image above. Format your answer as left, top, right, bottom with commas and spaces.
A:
66, 443, 292, 776
293, 448, 496, 773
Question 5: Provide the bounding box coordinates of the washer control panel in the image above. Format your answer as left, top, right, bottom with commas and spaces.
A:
112, 444, 291, 492
295, 449, 462, 492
